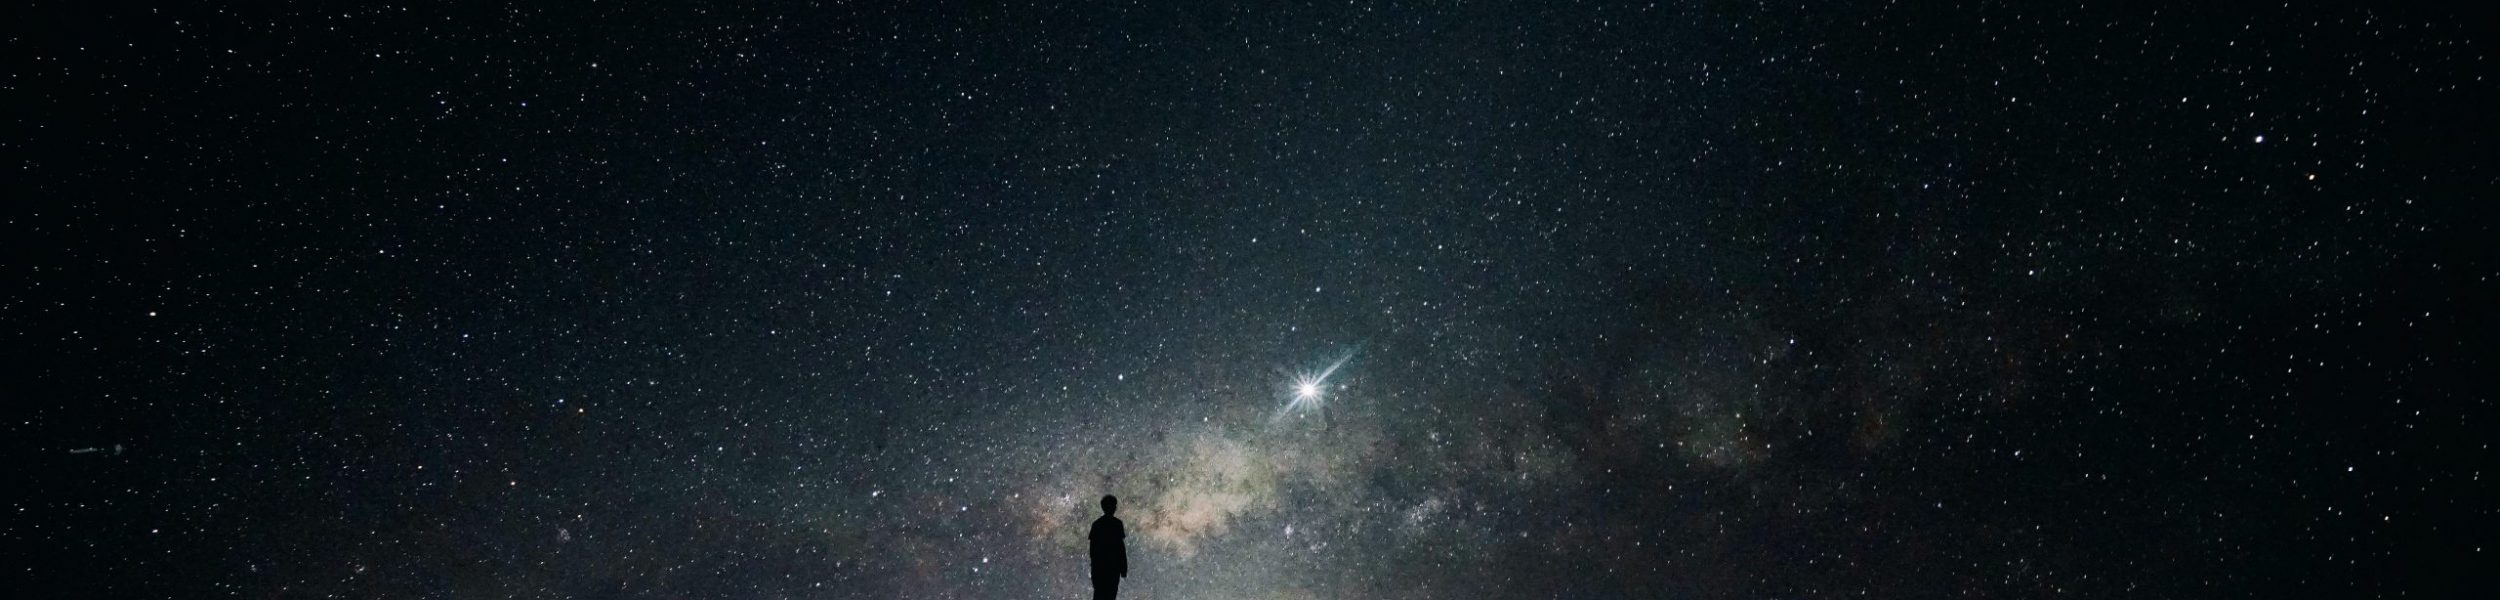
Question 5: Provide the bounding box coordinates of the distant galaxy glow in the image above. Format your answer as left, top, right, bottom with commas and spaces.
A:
16, 3, 2479, 598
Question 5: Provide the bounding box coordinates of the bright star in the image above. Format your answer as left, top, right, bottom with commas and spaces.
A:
1277, 349, 1356, 420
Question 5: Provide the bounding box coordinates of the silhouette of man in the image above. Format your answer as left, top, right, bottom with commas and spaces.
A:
1089, 494, 1127, 600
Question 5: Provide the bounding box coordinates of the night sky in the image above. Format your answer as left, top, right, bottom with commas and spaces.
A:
10, 2, 2495, 598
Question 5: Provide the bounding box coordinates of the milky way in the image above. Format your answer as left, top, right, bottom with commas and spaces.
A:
12, 2, 2492, 598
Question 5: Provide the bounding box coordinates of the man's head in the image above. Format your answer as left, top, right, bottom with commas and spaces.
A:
1101, 494, 1118, 516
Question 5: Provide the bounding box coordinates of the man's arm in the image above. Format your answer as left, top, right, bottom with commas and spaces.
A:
1117, 522, 1129, 577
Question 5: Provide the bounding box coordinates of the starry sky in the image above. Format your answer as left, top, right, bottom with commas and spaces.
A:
9, 2, 2495, 598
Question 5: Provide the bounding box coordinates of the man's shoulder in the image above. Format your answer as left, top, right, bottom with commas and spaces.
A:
1089, 515, 1125, 539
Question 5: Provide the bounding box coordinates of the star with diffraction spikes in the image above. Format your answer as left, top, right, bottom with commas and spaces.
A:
1274, 348, 1355, 422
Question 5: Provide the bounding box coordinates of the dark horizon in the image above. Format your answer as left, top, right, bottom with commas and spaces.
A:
10, 1, 2493, 598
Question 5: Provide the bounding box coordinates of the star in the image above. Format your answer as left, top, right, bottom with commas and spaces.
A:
1278, 349, 1356, 418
